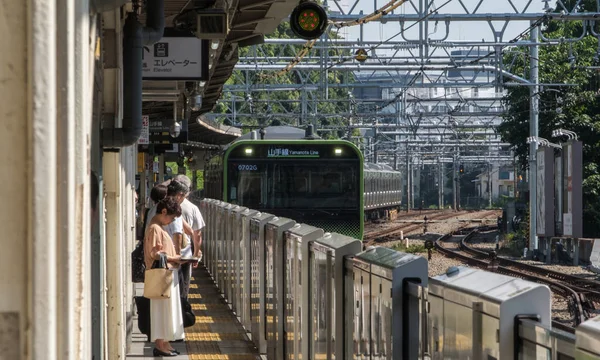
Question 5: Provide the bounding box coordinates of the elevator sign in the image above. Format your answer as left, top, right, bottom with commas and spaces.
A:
142, 30, 209, 81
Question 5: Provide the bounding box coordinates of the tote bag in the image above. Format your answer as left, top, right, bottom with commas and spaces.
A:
143, 253, 173, 299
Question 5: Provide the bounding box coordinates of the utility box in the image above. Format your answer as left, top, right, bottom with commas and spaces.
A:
309, 233, 362, 360
284, 224, 324, 360
248, 212, 277, 353
428, 266, 551, 360
265, 216, 295, 360
236, 207, 257, 329
576, 315, 600, 359
346, 246, 428, 359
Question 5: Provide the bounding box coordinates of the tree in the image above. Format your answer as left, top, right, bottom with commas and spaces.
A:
498, 0, 600, 236
214, 21, 355, 135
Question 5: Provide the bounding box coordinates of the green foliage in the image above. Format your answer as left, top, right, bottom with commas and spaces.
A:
499, 3, 600, 237
393, 243, 426, 254
165, 162, 204, 190
216, 21, 355, 130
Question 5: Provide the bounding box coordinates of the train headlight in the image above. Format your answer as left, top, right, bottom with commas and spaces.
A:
334, 148, 342, 155
245, 148, 253, 155
290, 1, 328, 40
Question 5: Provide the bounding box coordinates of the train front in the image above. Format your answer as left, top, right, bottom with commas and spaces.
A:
224, 140, 364, 239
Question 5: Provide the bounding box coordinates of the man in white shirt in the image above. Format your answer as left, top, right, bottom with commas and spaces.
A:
173, 175, 205, 299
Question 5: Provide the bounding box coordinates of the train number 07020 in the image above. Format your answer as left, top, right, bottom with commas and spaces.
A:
238, 164, 258, 171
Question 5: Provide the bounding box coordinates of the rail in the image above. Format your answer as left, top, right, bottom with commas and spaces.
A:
434, 228, 583, 332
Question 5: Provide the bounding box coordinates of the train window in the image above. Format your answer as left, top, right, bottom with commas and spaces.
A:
228, 160, 359, 210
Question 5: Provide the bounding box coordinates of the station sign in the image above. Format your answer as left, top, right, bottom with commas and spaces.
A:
142, 28, 209, 81
138, 116, 188, 153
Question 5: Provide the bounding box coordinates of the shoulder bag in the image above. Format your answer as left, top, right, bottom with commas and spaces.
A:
143, 253, 173, 299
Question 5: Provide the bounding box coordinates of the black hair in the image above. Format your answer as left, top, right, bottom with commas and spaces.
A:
156, 197, 182, 217
150, 184, 168, 203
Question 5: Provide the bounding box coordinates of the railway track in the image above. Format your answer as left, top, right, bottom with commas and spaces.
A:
364, 209, 500, 246
433, 227, 600, 333
364, 210, 469, 245
365, 209, 440, 225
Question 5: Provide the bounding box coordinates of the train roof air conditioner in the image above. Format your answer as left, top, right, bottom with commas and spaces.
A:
196, 9, 228, 40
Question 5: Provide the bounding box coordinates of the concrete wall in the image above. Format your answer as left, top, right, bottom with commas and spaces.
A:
0, 0, 94, 358
0, 0, 29, 358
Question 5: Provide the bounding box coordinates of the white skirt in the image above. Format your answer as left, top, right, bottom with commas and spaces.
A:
150, 268, 185, 341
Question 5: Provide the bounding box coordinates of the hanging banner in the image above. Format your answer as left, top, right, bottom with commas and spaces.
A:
138, 115, 150, 145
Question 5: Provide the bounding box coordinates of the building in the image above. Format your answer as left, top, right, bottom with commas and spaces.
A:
475, 165, 517, 202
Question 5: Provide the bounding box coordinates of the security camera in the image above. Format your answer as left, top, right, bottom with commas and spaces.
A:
170, 121, 182, 138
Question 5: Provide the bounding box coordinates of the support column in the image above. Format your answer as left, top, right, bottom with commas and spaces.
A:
452, 157, 457, 211
573, 239, 580, 266
28, 0, 59, 355
529, 23, 540, 251
438, 161, 443, 209
406, 146, 410, 211
104, 152, 127, 359
488, 163, 492, 208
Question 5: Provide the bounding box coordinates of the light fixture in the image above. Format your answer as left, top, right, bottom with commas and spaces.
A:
334, 148, 342, 155
245, 148, 253, 154
170, 121, 182, 138
210, 40, 220, 50
191, 94, 202, 111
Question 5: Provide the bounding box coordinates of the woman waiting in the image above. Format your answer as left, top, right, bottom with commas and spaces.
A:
144, 197, 184, 357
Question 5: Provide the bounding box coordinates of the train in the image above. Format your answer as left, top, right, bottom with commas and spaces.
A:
203, 125, 403, 239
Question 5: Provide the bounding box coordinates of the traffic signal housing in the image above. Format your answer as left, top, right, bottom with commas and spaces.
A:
290, 1, 328, 40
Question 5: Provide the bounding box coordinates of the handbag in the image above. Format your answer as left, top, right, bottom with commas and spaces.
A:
143, 253, 173, 299
131, 240, 145, 283
181, 297, 196, 328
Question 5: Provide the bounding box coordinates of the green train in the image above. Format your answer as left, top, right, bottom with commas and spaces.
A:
204, 125, 403, 240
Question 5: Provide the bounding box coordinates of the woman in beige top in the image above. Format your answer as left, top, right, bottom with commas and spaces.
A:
144, 197, 184, 357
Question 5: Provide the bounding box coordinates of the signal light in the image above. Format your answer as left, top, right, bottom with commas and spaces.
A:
290, 1, 328, 40
459, 165, 464, 173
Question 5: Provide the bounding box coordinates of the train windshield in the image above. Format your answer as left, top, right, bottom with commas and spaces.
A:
227, 160, 359, 210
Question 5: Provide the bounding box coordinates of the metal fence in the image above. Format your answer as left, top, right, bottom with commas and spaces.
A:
194, 198, 600, 360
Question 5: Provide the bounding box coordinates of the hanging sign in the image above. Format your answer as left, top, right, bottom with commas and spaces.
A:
142, 29, 209, 81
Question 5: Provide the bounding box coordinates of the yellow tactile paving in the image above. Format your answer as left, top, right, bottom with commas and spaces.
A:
185, 265, 260, 359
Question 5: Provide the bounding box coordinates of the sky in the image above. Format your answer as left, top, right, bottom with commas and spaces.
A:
328, 0, 546, 56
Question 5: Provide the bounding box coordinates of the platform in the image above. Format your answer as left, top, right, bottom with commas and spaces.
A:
127, 265, 260, 360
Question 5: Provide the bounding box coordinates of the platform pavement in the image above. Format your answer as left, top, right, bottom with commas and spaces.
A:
127, 264, 260, 360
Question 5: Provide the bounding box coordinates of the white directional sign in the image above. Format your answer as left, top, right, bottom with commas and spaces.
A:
142, 34, 208, 80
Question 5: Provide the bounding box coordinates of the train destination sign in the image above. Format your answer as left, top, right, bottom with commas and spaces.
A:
267, 147, 320, 158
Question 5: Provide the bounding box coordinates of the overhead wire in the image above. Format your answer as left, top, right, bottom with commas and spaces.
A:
256, 0, 419, 80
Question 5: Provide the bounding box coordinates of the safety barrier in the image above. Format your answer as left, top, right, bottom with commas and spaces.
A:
195, 198, 600, 359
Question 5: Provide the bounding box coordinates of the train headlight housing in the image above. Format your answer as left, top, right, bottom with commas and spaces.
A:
290, 1, 328, 40
334, 148, 342, 155
245, 148, 253, 155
